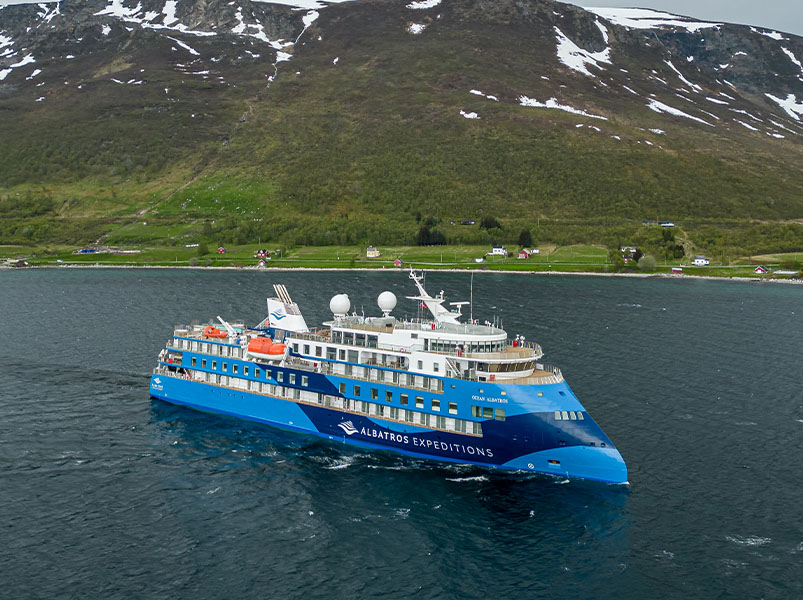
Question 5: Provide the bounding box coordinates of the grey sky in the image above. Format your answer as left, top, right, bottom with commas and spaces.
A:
1, 0, 801, 37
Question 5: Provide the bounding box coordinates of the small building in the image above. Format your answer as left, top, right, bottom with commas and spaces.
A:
257, 259, 267, 267
217, 247, 226, 254
460, 220, 476, 225
488, 245, 506, 256
255, 249, 270, 258
692, 255, 709, 266
366, 246, 380, 258
754, 266, 768, 274
518, 249, 532, 259
620, 246, 638, 254
394, 258, 403, 268
475, 257, 484, 263
660, 221, 675, 228
671, 267, 683, 274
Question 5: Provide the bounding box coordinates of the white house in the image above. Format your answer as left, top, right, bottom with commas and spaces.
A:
488, 245, 507, 256
366, 246, 381, 258
692, 255, 709, 266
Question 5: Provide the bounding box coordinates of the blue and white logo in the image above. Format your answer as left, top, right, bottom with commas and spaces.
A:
338, 421, 359, 436
270, 307, 286, 321
153, 377, 161, 385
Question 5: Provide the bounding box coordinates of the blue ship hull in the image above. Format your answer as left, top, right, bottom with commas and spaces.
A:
149, 373, 627, 484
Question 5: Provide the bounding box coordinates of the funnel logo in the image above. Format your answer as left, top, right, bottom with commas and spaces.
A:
338, 421, 358, 436
270, 307, 286, 321
153, 377, 161, 385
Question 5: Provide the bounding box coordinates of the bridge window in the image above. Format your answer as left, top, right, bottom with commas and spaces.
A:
276, 372, 283, 382
212, 361, 217, 370
244, 366, 249, 376
254, 367, 259, 377
386, 390, 393, 402
289, 374, 296, 385
400, 394, 408, 406
302, 375, 308, 387
354, 385, 361, 397
371, 388, 378, 400
315, 346, 322, 357
415, 396, 424, 409
495, 409, 506, 421
432, 399, 440, 411
202, 359, 207, 368
448, 402, 458, 415
191, 358, 197, 366
303, 344, 310, 354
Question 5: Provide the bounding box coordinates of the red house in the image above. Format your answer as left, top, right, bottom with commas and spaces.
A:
217, 247, 226, 254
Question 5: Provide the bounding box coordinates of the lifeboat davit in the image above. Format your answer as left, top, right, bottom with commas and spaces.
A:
204, 325, 228, 339
247, 337, 287, 360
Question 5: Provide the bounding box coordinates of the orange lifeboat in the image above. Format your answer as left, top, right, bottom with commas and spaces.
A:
247, 337, 287, 360
247, 337, 273, 354
204, 325, 228, 338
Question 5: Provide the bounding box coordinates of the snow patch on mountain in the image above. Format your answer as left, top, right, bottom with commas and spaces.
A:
781, 48, 802, 72
664, 60, 702, 93
460, 110, 479, 119
407, 0, 441, 9
37, 2, 60, 24
585, 7, 719, 33
519, 95, 607, 120
752, 28, 786, 41
166, 36, 199, 56
408, 24, 426, 35
647, 99, 713, 126
0, 53, 35, 81
554, 27, 610, 78
470, 89, 499, 101
764, 93, 803, 120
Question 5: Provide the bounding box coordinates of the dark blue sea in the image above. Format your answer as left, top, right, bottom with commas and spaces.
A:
1, 269, 801, 599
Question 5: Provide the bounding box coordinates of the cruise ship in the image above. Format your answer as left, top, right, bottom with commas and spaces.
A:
150, 270, 627, 483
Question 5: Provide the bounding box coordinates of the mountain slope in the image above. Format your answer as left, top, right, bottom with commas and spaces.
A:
0, 0, 802, 252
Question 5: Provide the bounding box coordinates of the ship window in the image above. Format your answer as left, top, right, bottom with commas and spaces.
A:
432, 399, 440, 411
433, 363, 439, 373
482, 407, 493, 419
289, 374, 296, 385
471, 406, 481, 418
417, 360, 423, 370
554, 410, 561, 420
338, 349, 346, 361
436, 416, 446, 429
361, 401, 369, 414
234, 364, 239, 374
472, 422, 483, 435
254, 368, 259, 377
404, 410, 414, 422
356, 334, 366, 346
479, 389, 484, 394
223, 363, 228, 372
561, 411, 569, 420
293, 344, 299, 353
265, 369, 271, 379
376, 405, 385, 417
244, 366, 249, 376
495, 409, 506, 421
537, 392, 543, 397
302, 375, 308, 387
276, 372, 283, 382
419, 413, 430, 426
303, 344, 310, 354
293, 388, 300, 399
415, 396, 424, 409
569, 411, 577, 420
315, 346, 322, 357
400, 394, 408, 406
500, 391, 507, 396
338, 382, 345, 394
390, 407, 399, 420
577, 412, 584, 420
370, 388, 378, 400
385, 391, 393, 402
202, 359, 207, 368
326, 347, 336, 360
354, 385, 361, 396
212, 361, 217, 370
191, 358, 197, 366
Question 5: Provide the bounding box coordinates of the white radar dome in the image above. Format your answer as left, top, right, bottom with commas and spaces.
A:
377, 291, 397, 315
329, 294, 350, 316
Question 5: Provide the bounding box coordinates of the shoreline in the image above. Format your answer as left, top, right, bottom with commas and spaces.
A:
4, 263, 802, 284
